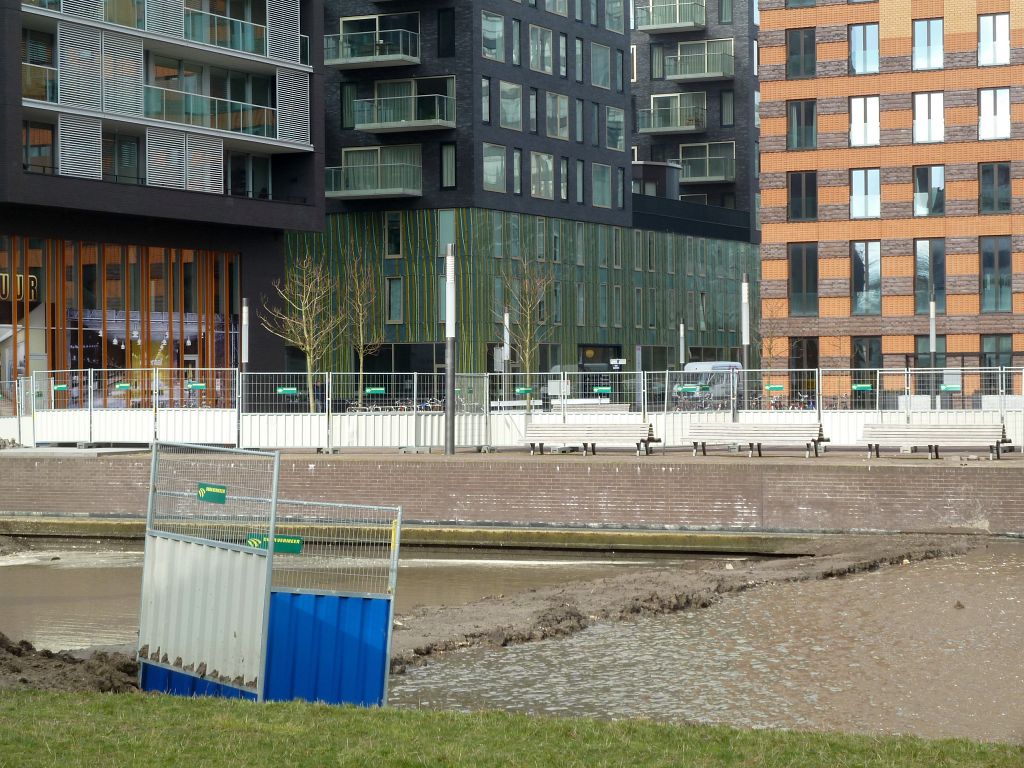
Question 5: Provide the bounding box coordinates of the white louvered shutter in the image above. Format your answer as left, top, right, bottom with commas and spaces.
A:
61, 0, 102, 21
266, 0, 301, 62
275, 68, 309, 144
57, 114, 103, 179
57, 23, 102, 110
145, 128, 186, 189
101, 31, 144, 116
146, 0, 185, 38
185, 134, 224, 194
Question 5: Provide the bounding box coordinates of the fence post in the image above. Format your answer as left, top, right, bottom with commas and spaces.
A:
88, 368, 94, 444
153, 367, 160, 442
324, 372, 332, 454
663, 370, 670, 415
412, 372, 418, 448
875, 369, 881, 415
641, 371, 648, 420
815, 368, 822, 422
904, 368, 911, 424
730, 368, 738, 423
561, 371, 567, 424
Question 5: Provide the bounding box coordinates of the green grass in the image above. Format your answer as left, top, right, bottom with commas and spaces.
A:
0, 692, 1020, 767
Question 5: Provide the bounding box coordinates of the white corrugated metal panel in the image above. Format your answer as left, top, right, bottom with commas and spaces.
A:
57, 113, 103, 179
0, 418, 18, 443
90, 409, 154, 443
145, 128, 186, 189
240, 413, 328, 449
156, 408, 237, 445
146, 0, 185, 37
266, 0, 301, 62
275, 68, 309, 143
101, 31, 144, 116
185, 134, 224, 194
139, 535, 267, 687
61, 0, 102, 21
32, 409, 91, 444
57, 22, 102, 109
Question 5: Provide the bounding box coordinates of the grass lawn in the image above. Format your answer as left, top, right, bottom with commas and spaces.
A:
0, 691, 1020, 767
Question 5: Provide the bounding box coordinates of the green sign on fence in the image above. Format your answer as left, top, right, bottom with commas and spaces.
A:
276, 386, 298, 395
52, 384, 68, 392
675, 384, 709, 393
245, 534, 304, 554
852, 383, 873, 392
186, 382, 207, 391
940, 384, 962, 392
593, 386, 612, 394
196, 483, 227, 504
115, 382, 132, 390
515, 387, 533, 395
765, 385, 784, 392
365, 386, 386, 395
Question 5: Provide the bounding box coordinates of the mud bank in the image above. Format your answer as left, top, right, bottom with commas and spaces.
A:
388, 534, 978, 673
0, 633, 137, 693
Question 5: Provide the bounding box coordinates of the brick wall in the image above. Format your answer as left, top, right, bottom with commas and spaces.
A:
0, 455, 1021, 534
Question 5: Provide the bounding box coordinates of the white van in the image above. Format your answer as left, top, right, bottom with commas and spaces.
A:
679, 361, 742, 401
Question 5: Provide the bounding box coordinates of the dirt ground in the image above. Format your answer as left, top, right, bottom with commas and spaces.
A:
0, 533, 979, 693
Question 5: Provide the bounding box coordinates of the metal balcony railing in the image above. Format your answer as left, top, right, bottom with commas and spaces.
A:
324, 29, 420, 67
144, 85, 276, 138
103, 0, 145, 28
666, 51, 734, 79
637, 105, 706, 133
324, 162, 422, 198
634, 0, 706, 31
184, 8, 268, 56
353, 94, 455, 131
21, 62, 58, 102
674, 155, 736, 182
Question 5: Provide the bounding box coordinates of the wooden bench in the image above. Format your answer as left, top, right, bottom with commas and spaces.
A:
523, 422, 661, 456
861, 423, 1011, 459
689, 423, 829, 458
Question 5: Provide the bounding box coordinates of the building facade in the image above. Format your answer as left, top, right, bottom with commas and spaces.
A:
2, 0, 323, 379
299, 0, 758, 374
629, 0, 760, 230
759, 0, 1024, 375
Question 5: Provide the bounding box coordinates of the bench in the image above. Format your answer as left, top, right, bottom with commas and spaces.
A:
523, 422, 661, 456
554, 401, 634, 414
861, 423, 1011, 459
689, 423, 829, 458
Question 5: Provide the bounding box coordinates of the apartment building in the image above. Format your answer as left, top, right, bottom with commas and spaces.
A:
629, 0, 760, 232
3, 0, 322, 377
759, 0, 1023, 378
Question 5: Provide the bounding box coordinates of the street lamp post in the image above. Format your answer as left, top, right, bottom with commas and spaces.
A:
444, 244, 456, 455
929, 287, 937, 408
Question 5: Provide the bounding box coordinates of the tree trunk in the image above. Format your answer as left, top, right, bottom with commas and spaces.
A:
306, 362, 316, 413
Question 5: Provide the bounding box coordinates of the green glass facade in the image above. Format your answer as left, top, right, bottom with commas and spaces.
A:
289, 207, 758, 373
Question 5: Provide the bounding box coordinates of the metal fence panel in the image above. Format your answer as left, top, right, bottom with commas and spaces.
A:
158, 368, 237, 409
329, 372, 419, 412
562, 371, 644, 415
242, 372, 328, 414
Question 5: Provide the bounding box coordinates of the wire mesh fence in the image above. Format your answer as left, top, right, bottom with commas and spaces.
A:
487, 372, 555, 412
159, 368, 237, 409
270, 499, 402, 597
91, 368, 158, 409
149, 442, 279, 546
328, 372, 419, 412
561, 371, 644, 413
31, 370, 88, 410
242, 372, 329, 414
0, 381, 15, 418
655, 370, 733, 412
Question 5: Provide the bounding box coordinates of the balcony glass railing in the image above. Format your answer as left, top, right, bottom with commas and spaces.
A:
22, 63, 58, 102
144, 85, 276, 138
324, 162, 422, 195
666, 51, 734, 78
676, 155, 736, 181
184, 8, 267, 56
22, 0, 61, 9
354, 94, 454, 127
634, 0, 706, 29
324, 29, 420, 64
104, 0, 145, 29
637, 105, 706, 132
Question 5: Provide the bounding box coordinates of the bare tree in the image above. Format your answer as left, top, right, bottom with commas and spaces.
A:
498, 260, 556, 406
756, 299, 788, 371
341, 258, 384, 406
260, 249, 346, 412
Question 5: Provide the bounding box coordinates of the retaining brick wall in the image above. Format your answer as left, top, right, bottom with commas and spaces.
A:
1, 454, 1021, 535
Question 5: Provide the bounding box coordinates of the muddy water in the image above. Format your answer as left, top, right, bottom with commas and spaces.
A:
0, 540, 713, 651
389, 540, 1024, 744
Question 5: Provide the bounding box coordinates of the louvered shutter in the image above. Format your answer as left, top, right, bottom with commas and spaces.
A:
146, 0, 185, 38
266, 0, 300, 62
61, 0, 102, 21
275, 68, 309, 144
101, 31, 144, 116
57, 114, 103, 179
57, 22, 102, 110
185, 134, 224, 194
145, 127, 186, 189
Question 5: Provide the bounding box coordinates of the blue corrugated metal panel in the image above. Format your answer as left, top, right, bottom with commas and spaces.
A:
264, 591, 392, 706
139, 662, 257, 701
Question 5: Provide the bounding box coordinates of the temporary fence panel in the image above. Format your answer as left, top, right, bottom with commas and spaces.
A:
263, 498, 402, 707
0, 381, 18, 442
138, 442, 279, 700
658, 370, 734, 414
17, 377, 34, 447
155, 369, 238, 445
31, 371, 91, 444
91, 368, 158, 443
561, 371, 645, 417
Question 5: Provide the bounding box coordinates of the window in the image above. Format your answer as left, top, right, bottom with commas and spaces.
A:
491, 212, 504, 259
575, 99, 584, 142
559, 33, 567, 77
612, 284, 622, 326
981, 236, 1011, 312
787, 171, 817, 221
574, 221, 585, 265
499, 82, 522, 130
481, 77, 491, 123
340, 83, 356, 129
512, 148, 522, 194
721, 91, 734, 126
979, 14, 1009, 66
615, 49, 624, 92
788, 243, 818, 317
546, 92, 569, 140
511, 20, 521, 66
592, 163, 611, 208
598, 282, 608, 326
979, 88, 1010, 139
576, 283, 585, 326
849, 96, 879, 147
612, 229, 621, 268
648, 287, 657, 328
982, 334, 1013, 371
483, 143, 506, 192
617, 167, 624, 208
536, 218, 547, 261
787, 0, 813, 6
575, 159, 584, 203
386, 277, 403, 324
529, 89, 538, 132
438, 9, 455, 58
849, 23, 879, 74
551, 223, 561, 262
633, 287, 642, 327
591, 102, 600, 145
552, 281, 562, 324
979, 162, 1011, 214
851, 241, 880, 315
482, 11, 504, 61
509, 213, 521, 257
914, 335, 946, 371
913, 166, 944, 217
786, 29, 815, 79
852, 336, 882, 370
559, 157, 568, 200
605, 0, 623, 32
650, 43, 664, 80
913, 92, 944, 143
589, 0, 597, 25
912, 19, 943, 70
385, 212, 403, 257
575, 38, 584, 81
591, 43, 610, 88
529, 25, 553, 73
530, 151, 554, 199
850, 168, 880, 219
606, 107, 624, 151
548, 0, 568, 15
720, 0, 732, 23
787, 100, 816, 149
914, 239, 946, 315
437, 209, 455, 256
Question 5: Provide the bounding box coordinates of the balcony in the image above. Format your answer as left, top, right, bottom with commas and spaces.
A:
666, 51, 734, 81
634, 1, 706, 32
22, 63, 58, 102
22, 0, 60, 8
324, 162, 422, 199
637, 105, 706, 134
325, 29, 420, 69
674, 156, 736, 183
144, 85, 276, 138
354, 94, 454, 133
184, 8, 268, 57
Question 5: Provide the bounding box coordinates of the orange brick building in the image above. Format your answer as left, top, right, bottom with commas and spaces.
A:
758, 0, 1024, 375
